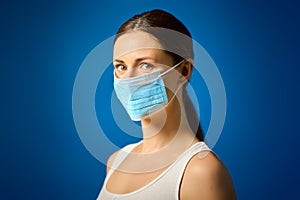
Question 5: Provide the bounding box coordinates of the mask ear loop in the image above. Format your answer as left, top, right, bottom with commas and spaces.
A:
160, 59, 186, 104
160, 59, 185, 77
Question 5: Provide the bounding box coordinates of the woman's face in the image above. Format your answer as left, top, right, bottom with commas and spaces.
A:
113, 31, 175, 79
113, 31, 183, 101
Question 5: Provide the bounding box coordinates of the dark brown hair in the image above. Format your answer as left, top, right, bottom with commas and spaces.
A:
114, 9, 204, 141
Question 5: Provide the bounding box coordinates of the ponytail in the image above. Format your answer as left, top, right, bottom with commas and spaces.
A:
182, 87, 204, 141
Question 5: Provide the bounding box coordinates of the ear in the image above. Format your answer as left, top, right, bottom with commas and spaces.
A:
178, 59, 193, 84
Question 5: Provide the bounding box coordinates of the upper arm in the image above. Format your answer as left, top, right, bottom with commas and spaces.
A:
180, 151, 236, 200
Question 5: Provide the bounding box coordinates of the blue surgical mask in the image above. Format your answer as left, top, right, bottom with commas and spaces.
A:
113, 60, 184, 121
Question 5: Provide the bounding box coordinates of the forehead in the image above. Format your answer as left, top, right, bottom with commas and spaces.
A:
113, 31, 163, 59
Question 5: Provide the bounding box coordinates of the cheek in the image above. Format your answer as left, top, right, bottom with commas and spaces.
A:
163, 72, 180, 99
165, 88, 174, 101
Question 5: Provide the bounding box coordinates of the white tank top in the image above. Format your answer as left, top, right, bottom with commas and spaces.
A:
97, 141, 211, 200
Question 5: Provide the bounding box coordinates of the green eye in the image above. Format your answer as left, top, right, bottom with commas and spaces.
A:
139, 63, 154, 72
116, 65, 127, 72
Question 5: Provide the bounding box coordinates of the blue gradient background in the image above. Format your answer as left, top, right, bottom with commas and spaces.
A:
1, 0, 299, 199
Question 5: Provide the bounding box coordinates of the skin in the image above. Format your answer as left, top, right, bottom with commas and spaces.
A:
106, 31, 236, 199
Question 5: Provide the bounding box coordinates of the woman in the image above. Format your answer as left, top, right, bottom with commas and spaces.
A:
97, 9, 236, 199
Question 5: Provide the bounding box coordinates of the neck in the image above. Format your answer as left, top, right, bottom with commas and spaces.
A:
119, 89, 199, 173
139, 89, 197, 153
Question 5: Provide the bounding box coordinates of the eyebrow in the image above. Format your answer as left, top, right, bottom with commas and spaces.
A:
113, 57, 156, 63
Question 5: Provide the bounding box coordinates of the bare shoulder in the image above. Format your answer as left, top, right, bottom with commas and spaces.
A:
180, 151, 237, 200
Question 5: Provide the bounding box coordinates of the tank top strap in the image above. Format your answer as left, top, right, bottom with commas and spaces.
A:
169, 142, 212, 198
106, 141, 142, 180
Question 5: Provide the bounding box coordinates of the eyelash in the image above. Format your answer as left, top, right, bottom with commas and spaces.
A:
114, 63, 154, 72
